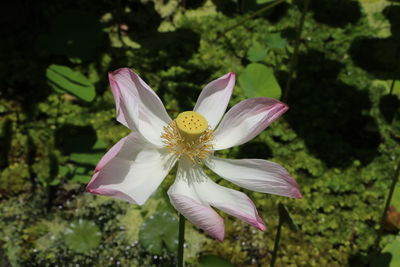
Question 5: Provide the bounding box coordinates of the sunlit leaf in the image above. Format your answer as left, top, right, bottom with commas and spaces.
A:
199, 255, 235, 267
247, 43, 268, 62
139, 211, 178, 255
372, 235, 400, 267
265, 33, 288, 49
256, 0, 275, 4
64, 220, 101, 254
46, 64, 96, 102
238, 63, 282, 99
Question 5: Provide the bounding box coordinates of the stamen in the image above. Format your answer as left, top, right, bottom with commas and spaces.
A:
160, 111, 214, 163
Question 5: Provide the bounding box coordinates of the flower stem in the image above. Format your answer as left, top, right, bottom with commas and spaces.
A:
374, 159, 400, 250
270, 207, 284, 267
223, 0, 286, 34
283, 0, 310, 102
177, 213, 185, 267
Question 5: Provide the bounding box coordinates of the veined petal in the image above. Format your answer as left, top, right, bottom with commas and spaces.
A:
206, 156, 302, 198
193, 72, 235, 129
86, 132, 176, 205
194, 174, 266, 232
213, 98, 288, 150
109, 68, 171, 147
168, 162, 225, 241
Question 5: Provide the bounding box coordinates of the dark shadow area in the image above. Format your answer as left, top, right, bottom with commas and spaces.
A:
184, 0, 207, 9
380, 94, 400, 124
284, 50, 381, 168
350, 5, 400, 80
308, 0, 361, 28
238, 142, 273, 160
349, 251, 392, 267
122, 1, 200, 71
212, 0, 289, 22
55, 124, 97, 154
0, 120, 12, 169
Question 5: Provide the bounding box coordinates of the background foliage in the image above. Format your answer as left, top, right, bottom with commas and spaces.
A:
1, 0, 400, 266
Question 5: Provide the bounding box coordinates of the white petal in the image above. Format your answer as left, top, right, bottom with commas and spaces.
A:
168, 161, 225, 241
193, 72, 235, 129
86, 132, 176, 205
109, 68, 171, 146
206, 156, 302, 198
213, 98, 288, 150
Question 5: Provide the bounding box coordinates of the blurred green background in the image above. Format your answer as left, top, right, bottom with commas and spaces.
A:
1, 0, 400, 266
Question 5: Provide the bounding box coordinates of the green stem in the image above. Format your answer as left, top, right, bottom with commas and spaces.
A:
270, 207, 284, 267
389, 80, 395, 95
223, 0, 286, 34
177, 213, 185, 267
283, 0, 310, 102
374, 159, 400, 250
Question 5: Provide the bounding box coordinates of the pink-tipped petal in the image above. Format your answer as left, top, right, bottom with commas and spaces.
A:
193, 72, 236, 129
86, 132, 176, 205
169, 159, 266, 234
213, 98, 288, 150
194, 177, 266, 231
109, 68, 171, 147
206, 156, 302, 199
168, 165, 225, 241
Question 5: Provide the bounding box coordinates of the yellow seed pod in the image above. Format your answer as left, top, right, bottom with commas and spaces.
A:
175, 111, 208, 140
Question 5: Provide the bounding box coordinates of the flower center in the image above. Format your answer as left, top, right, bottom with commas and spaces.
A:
161, 111, 214, 162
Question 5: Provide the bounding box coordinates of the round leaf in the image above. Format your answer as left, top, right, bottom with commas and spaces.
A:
199, 255, 235, 267
247, 44, 268, 62
64, 220, 101, 254
139, 211, 179, 255
238, 63, 282, 99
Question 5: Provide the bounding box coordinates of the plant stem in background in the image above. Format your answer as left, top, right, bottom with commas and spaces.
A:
270, 206, 284, 267
223, 0, 286, 35
374, 159, 400, 250
389, 79, 395, 95
283, 0, 310, 102
177, 213, 185, 267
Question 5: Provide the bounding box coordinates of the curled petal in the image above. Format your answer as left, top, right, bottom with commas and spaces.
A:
86, 132, 176, 205
168, 159, 265, 240
213, 98, 288, 150
168, 163, 225, 241
109, 68, 171, 146
193, 72, 235, 129
206, 156, 302, 198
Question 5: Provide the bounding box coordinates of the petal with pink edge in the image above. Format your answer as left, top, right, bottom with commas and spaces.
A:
86, 132, 176, 205
109, 68, 171, 146
168, 163, 225, 241
193, 72, 235, 129
213, 97, 288, 150
206, 156, 302, 198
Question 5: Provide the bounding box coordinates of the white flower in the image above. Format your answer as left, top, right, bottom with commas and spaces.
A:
86, 68, 302, 241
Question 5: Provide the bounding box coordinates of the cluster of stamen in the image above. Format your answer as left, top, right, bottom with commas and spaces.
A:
161, 111, 214, 163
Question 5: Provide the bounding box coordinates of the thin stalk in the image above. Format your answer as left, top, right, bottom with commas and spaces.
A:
374, 159, 400, 249
389, 79, 395, 95
223, 0, 286, 34
177, 214, 185, 267
283, 0, 310, 102
270, 209, 284, 267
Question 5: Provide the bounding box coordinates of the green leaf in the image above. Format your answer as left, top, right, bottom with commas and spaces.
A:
139, 211, 179, 255
279, 203, 299, 232
256, 0, 275, 4
265, 33, 288, 49
392, 185, 400, 210
199, 255, 235, 267
46, 64, 96, 102
247, 43, 268, 62
64, 220, 101, 254
238, 63, 282, 99
372, 235, 400, 267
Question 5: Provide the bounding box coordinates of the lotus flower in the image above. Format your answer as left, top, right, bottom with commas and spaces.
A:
86, 68, 302, 241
